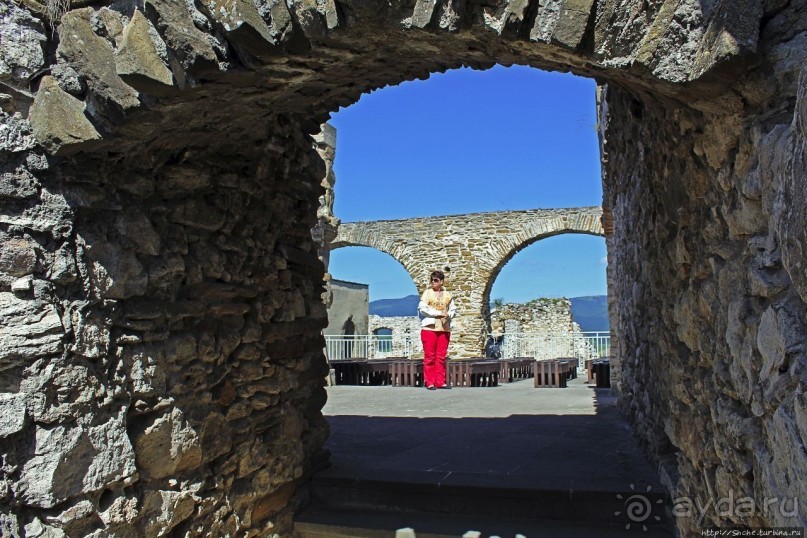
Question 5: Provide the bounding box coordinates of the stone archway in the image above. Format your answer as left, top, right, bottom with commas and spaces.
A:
1, 0, 805, 535
333, 207, 603, 355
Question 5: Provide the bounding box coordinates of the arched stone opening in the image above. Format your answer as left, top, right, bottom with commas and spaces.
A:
328, 245, 420, 301
482, 223, 605, 328
335, 208, 602, 355
1, 1, 805, 536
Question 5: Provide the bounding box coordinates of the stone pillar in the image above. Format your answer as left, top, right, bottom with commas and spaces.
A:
311, 123, 340, 310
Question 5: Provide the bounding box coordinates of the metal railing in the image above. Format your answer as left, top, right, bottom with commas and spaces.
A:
325, 334, 419, 361
497, 331, 610, 369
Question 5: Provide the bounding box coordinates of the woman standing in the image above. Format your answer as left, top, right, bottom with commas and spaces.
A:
418, 270, 456, 390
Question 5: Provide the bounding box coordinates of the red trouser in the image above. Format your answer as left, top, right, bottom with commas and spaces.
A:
421, 329, 450, 387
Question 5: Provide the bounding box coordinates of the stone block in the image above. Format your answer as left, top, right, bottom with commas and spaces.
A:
552, 0, 596, 49
28, 77, 101, 156
134, 407, 202, 479
0, 165, 40, 199
250, 481, 295, 524
0, 293, 64, 366
141, 489, 196, 536
0, 234, 37, 278
115, 210, 161, 256
691, 0, 763, 79
144, 0, 220, 76
0, 112, 36, 153
170, 199, 226, 231
82, 236, 148, 300
57, 9, 140, 112
202, 0, 274, 52
115, 10, 176, 96
0, 393, 26, 437
23, 518, 65, 538
0, 2, 46, 84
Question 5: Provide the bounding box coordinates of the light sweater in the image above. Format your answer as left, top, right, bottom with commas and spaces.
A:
418, 288, 456, 332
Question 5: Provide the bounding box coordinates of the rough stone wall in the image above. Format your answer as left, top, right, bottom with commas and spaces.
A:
601, 3, 807, 530
0, 133, 331, 536
333, 207, 603, 355
490, 298, 578, 335
0, 0, 804, 535
368, 315, 422, 357
311, 124, 339, 310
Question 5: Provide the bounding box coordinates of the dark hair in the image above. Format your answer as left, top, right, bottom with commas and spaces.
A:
430, 270, 445, 281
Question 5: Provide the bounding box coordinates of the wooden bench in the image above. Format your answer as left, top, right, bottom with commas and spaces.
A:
593, 359, 611, 388
533, 359, 568, 388
556, 358, 578, 380
585, 358, 597, 383
499, 358, 534, 383
390, 360, 423, 387
331, 359, 366, 385
448, 359, 500, 387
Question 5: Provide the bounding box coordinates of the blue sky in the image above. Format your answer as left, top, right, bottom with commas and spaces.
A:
327, 64, 607, 303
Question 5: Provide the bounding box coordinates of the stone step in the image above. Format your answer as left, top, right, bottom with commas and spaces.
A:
299, 474, 676, 536
295, 506, 677, 538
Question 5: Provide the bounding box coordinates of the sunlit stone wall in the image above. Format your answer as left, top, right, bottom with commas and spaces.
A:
0, 0, 804, 535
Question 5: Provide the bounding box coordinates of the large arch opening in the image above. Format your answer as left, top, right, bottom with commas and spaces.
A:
2, 1, 803, 535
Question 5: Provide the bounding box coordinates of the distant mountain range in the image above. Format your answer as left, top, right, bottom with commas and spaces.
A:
369, 294, 609, 331
369, 295, 420, 317
568, 295, 609, 332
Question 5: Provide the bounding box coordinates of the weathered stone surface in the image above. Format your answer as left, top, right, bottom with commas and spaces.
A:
80, 234, 148, 300
551, 0, 597, 49
0, 112, 36, 153
133, 408, 202, 479
201, 0, 279, 58
776, 67, 807, 303
691, 0, 763, 79
17, 411, 137, 508
0, 512, 21, 538
143, 0, 220, 77
0, 165, 40, 199
0, 187, 73, 235
0, 392, 26, 437
56, 9, 140, 113
0, 233, 38, 279
141, 489, 196, 535
0, 293, 63, 366
0, 2, 46, 84
115, 10, 175, 96
28, 77, 101, 156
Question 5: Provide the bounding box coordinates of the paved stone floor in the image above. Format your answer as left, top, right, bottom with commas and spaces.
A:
305, 376, 675, 536
322, 377, 662, 492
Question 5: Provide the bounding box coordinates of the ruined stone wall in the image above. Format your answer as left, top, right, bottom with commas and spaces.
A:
368, 315, 422, 357
334, 207, 603, 355
490, 298, 577, 335
0, 0, 805, 535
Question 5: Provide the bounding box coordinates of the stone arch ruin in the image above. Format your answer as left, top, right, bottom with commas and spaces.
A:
333, 207, 604, 355
1, 0, 805, 535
